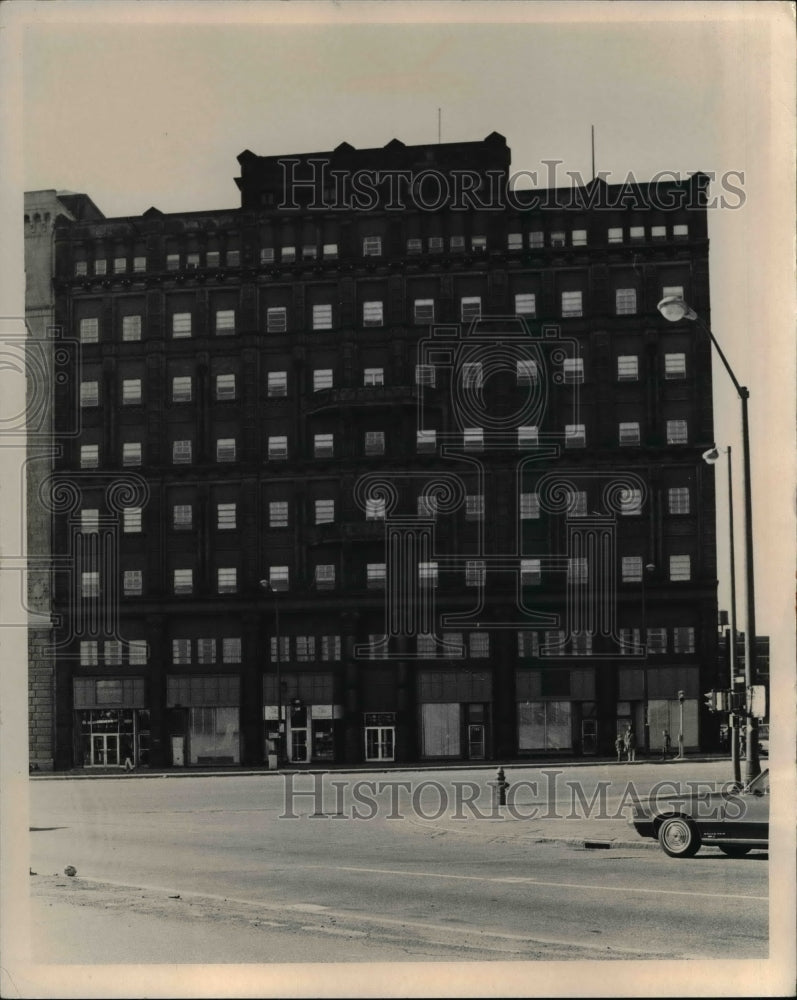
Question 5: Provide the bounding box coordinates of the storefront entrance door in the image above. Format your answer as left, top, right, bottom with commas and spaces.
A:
467, 724, 485, 760
90, 733, 119, 766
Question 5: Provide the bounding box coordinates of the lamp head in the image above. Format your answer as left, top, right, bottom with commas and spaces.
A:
657, 296, 697, 323
702, 447, 721, 465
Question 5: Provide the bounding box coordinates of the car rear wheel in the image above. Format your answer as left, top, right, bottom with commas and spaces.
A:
718, 844, 752, 857
658, 816, 701, 858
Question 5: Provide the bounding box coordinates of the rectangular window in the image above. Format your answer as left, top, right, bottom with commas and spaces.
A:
461, 297, 481, 322
569, 491, 588, 517
528, 231, 544, 248
122, 442, 142, 467
173, 569, 193, 595
417, 494, 437, 519
561, 291, 583, 317
664, 353, 687, 379
172, 376, 192, 402
122, 379, 142, 405
516, 359, 538, 384
466, 560, 486, 587
166, 254, 180, 271
173, 504, 192, 530
416, 429, 437, 453
194, 638, 215, 665
563, 357, 584, 383
463, 426, 484, 451
363, 367, 384, 387
320, 635, 341, 660
616, 288, 637, 315
268, 435, 288, 459
323, 243, 338, 259
172, 313, 192, 338
406, 238, 423, 254
571, 631, 593, 655
80, 445, 99, 469
620, 488, 643, 515
415, 364, 435, 387
363, 236, 382, 257
315, 564, 335, 590
133, 256, 146, 273
114, 257, 127, 274
217, 503, 237, 530
517, 631, 539, 658
364, 431, 385, 456
122, 315, 142, 342
80, 509, 99, 533
565, 424, 586, 448
206, 251, 220, 267
451, 236, 467, 253
664, 487, 689, 518
651, 225, 667, 240
673, 224, 689, 239
216, 438, 236, 462
414, 299, 435, 324
517, 425, 539, 448
94, 259, 107, 275
470, 632, 490, 658
215, 310, 235, 335
620, 628, 643, 655
223, 637, 242, 663
172, 638, 192, 664
629, 226, 645, 241
79, 318, 99, 344
80, 381, 99, 407
267, 307, 287, 333
314, 433, 334, 457
313, 369, 333, 392
172, 440, 192, 464
269, 501, 288, 528
619, 422, 641, 446
367, 563, 386, 590
666, 419, 688, 445
217, 568, 237, 593
621, 556, 643, 582
669, 555, 691, 581
186, 253, 199, 269
647, 628, 667, 654
215, 373, 236, 400
269, 566, 289, 590
521, 558, 542, 585
281, 246, 296, 262
295, 636, 316, 662
363, 301, 384, 327
461, 362, 483, 389
267, 371, 287, 397
617, 355, 639, 381
313, 304, 332, 330
123, 570, 143, 596
123, 507, 142, 533
520, 492, 540, 520
315, 499, 335, 524
608, 227, 623, 243
471, 235, 487, 252
514, 293, 536, 317
81, 572, 99, 598
568, 557, 588, 584
673, 627, 695, 654
302, 245, 317, 260
551, 231, 566, 247
662, 284, 684, 300
571, 229, 587, 246
428, 236, 444, 253
465, 494, 484, 520
418, 562, 438, 587
259, 248, 274, 264
507, 233, 523, 250
80, 640, 98, 666
75, 261, 88, 276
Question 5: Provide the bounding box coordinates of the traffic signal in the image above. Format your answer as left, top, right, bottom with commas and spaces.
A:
704, 690, 717, 712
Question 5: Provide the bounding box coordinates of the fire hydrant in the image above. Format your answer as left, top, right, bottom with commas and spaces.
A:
491, 766, 510, 808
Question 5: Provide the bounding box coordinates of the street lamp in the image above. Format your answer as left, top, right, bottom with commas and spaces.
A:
259, 578, 283, 767
657, 296, 760, 782
703, 445, 742, 784
676, 689, 685, 760
641, 561, 656, 754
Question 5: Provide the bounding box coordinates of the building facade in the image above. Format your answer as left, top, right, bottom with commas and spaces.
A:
44, 133, 719, 768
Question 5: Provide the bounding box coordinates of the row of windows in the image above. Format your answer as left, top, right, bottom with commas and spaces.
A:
80, 552, 695, 599
77, 419, 693, 469
78, 486, 691, 537
77, 350, 689, 409
76, 283, 685, 344
72, 224, 692, 278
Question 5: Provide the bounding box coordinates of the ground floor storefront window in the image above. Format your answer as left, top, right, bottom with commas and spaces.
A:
417, 669, 492, 759
517, 701, 572, 750
166, 674, 240, 766
364, 714, 396, 761
263, 672, 340, 764
72, 676, 147, 767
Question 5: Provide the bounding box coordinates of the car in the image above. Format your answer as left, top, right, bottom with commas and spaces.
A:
629, 768, 769, 858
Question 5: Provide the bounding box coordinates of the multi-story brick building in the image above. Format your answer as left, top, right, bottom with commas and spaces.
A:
43, 132, 719, 768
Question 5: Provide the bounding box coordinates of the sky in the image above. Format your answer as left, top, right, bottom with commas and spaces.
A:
5, 1, 796, 638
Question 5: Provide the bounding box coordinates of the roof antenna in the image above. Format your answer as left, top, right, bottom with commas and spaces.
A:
438, 108, 442, 144
591, 124, 596, 182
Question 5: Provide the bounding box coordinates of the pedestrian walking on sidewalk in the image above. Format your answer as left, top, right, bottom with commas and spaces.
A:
615, 732, 625, 762
662, 728, 671, 759
624, 726, 636, 762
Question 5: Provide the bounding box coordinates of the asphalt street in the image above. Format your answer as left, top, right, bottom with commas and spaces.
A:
25, 763, 768, 966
